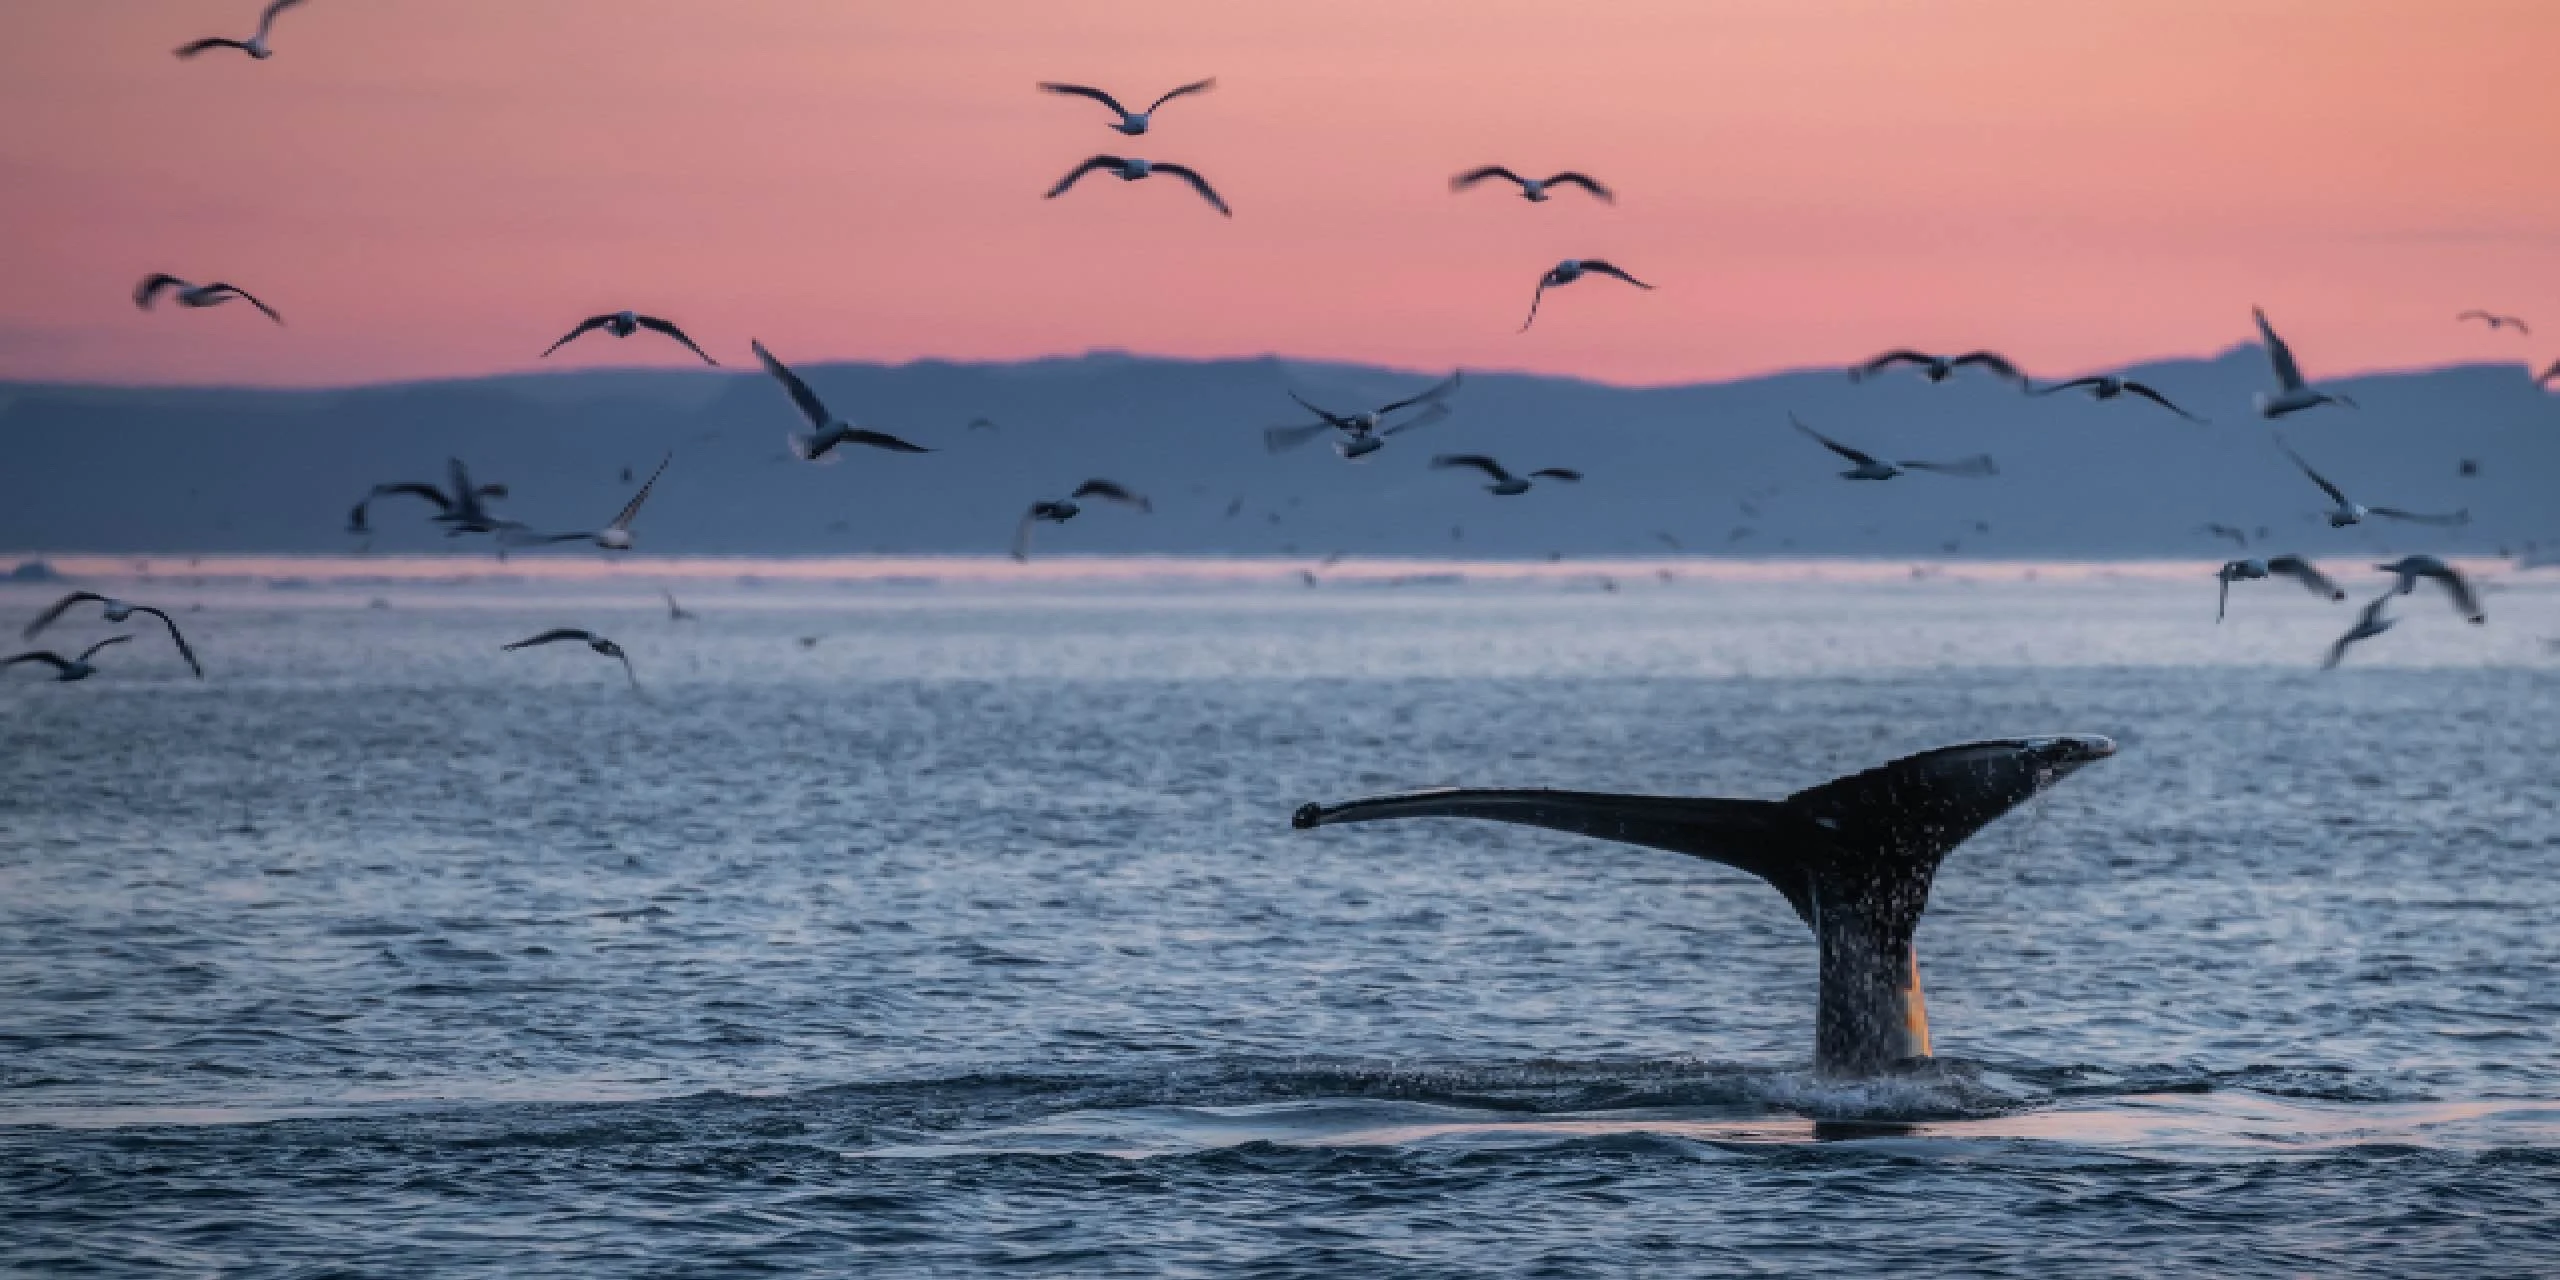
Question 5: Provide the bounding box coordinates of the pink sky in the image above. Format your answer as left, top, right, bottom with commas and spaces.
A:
3, 0, 2555, 387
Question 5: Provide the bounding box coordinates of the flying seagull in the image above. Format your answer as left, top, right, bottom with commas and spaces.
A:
2252, 307, 2356, 418
1449, 167, 1614, 204
2456, 310, 2530, 335
174, 0, 304, 59
1849, 350, 2025, 386
344, 460, 514, 536
133, 275, 281, 324
1045, 156, 1230, 216
1012, 479, 1152, 561
503, 628, 638, 689
2323, 594, 2396, 670
541, 311, 718, 365
2375, 554, 2484, 624
22, 592, 204, 677
2539, 360, 2559, 389
3, 636, 131, 683
2201, 522, 2251, 549
2031, 374, 2207, 422
529, 453, 670, 550
1520, 260, 1651, 332
1791, 414, 1997, 481
2277, 438, 2468, 528
1431, 454, 1581, 496
966, 417, 1001, 432
752, 340, 932, 462
2215, 556, 2344, 622
1037, 78, 1215, 135
1264, 372, 1462, 457
661, 589, 696, 622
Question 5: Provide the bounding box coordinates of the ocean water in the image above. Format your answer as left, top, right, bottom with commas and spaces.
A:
4, 568, 2558, 1277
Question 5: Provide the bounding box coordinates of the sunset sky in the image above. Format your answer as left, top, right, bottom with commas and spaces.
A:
3, 0, 2555, 387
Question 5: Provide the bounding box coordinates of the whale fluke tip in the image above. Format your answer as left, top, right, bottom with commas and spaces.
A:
1291, 803, 1325, 829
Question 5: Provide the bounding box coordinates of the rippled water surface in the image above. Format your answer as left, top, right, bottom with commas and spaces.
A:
5, 571, 2558, 1276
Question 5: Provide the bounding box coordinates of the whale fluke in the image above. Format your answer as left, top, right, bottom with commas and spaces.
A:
1292, 735, 2116, 1076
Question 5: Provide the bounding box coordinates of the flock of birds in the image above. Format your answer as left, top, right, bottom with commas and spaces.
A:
10, 1, 2547, 684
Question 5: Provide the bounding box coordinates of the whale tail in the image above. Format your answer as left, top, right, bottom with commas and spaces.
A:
1292, 735, 2116, 1076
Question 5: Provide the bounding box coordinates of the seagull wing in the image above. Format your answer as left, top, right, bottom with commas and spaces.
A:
1071, 479, 1152, 511
2254, 307, 2306, 390
1578, 260, 1653, 289
2266, 555, 2345, 600
370, 481, 455, 514
1150, 163, 1231, 216
2028, 376, 2103, 397
1544, 172, 1614, 202
2423, 565, 2486, 622
1045, 155, 1124, 199
2541, 360, 2560, 387
840, 428, 932, 454
1287, 391, 1358, 428
1899, 454, 2000, 478
1011, 507, 1041, 562
1450, 165, 1526, 192
130, 606, 205, 678
1144, 78, 1217, 114
1790, 414, 1878, 466
1950, 351, 2025, 381
751, 340, 833, 430
22, 591, 106, 640
1, 650, 74, 674
174, 38, 250, 58
76, 634, 133, 664
1263, 421, 1335, 453
1039, 82, 1132, 118
541, 315, 614, 358
1519, 275, 1553, 332
133, 274, 185, 309
2123, 380, 2208, 423
609, 453, 671, 531
504, 629, 597, 651
2369, 506, 2471, 528
1528, 468, 1583, 482
635, 316, 719, 366
2216, 572, 2231, 622
204, 284, 282, 323
2277, 440, 2351, 508
1377, 371, 1463, 417
1432, 454, 1513, 483
256, 0, 307, 40
2457, 310, 2490, 324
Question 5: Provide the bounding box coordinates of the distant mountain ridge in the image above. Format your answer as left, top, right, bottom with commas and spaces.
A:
2, 350, 2551, 560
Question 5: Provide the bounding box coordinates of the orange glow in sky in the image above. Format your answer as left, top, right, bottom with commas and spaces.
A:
2, 0, 2555, 387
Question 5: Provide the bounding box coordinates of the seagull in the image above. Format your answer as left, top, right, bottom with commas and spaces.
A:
1449, 167, 1614, 204
2375, 554, 2485, 624
2277, 438, 2468, 528
1431, 455, 1581, 496
1849, 350, 2025, 386
966, 417, 1001, 432
344, 461, 513, 536
1791, 414, 1998, 481
541, 311, 718, 365
2323, 594, 2396, 670
528, 453, 669, 550
1012, 479, 1151, 561
503, 628, 638, 689
174, 0, 304, 59
2539, 360, 2559, 389
2031, 374, 2207, 422
3, 636, 131, 683
1520, 260, 1651, 331
1045, 156, 1230, 216
133, 275, 281, 324
661, 589, 696, 622
1038, 78, 1215, 135
2457, 310, 2530, 336
2201, 523, 2251, 549
752, 340, 932, 462
22, 592, 204, 677
2252, 307, 2356, 418
2215, 556, 2344, 622
1263, 372, 1462, 457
